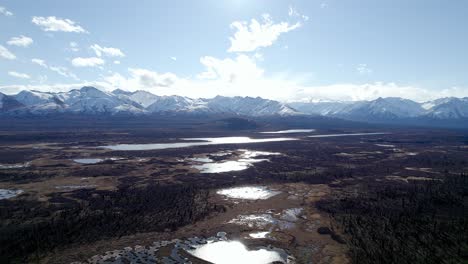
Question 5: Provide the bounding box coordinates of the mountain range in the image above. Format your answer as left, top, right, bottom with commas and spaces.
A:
0, 87, 297, 117
1, 87, 467, 127
289, 97, 468, 121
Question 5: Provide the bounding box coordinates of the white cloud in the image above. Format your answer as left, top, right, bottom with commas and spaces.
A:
0, 45, 16, 60
288, 6, 309, 21
171, 56, 177, 61
71, 57, 105, 67
357, 64, 372, 75
31, 58, 78, 80
32, 58, 47, 67
228, 14, 301, 52
32, 16, 87, 33
290, 83, 468, 102
113, 60, 120, 64
0, 6, 13, 16
128, 68, 178, 88
8, 71, 30, 79
7, 35, 33, 47
49, 66, 79, 80
69, 42, 79, 52
90, 44, 125, 57
197, 54, 264, 82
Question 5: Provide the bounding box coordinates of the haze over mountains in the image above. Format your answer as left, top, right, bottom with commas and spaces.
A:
1, 86, 467, 127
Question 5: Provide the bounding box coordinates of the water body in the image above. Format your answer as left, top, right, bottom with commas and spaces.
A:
217, 186, 280, 200
55, 185, 97, 190
375, 144, 396, 148
249, 231, 270, 239
73, 157, 124, 164
0, 189, 23, 200
192, 150, 280, 173
78, 232, 292, 264
188, 240, 287, 264
308, 132, 388, 138
260, 129, 316, 134
73, 158, 104, 164
0, 162, 30, 169
100, 137, 296, 151
229, 207, 304, 231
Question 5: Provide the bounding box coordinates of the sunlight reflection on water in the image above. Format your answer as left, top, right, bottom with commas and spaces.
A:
188, 240, 286, 264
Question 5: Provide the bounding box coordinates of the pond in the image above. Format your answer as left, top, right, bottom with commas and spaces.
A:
259, 129, 316, 134
100, 137, 297, 151
0, 189, 23, 200
308, 132, 388, 138
191, 150, 280, 173
187, 240, 288, 264
217, 186, 280, 200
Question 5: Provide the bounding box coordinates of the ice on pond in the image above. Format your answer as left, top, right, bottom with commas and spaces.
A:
189, 157, 214, 163
249, 231, 270, 239
55, 185, 97, 190
0, 189, 23, 200
308, 132, 388, 138
73, 157, 124, 164
280, 208, 303, 222
0, 162, 30, 169
100, 136, 297, 151
228, 214, 276, 228
187, 240, 287, 264
260, 129, 316, 134
73, 158, 104, 164
229, 207, 304, 231
194, 160, 260, 173
217, 186, 280, 200
75, 232, 293, 264
375, 144, 396, 148
192, 149, 281, 173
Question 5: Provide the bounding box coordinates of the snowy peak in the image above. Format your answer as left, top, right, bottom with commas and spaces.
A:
0, 92, 23, 111
424, 97, 468, 119
14, 90, 63, 106
356, 97, 426, 118
289, 96, 468, 121
1, 87, 300, 116
207, 96, 298, 116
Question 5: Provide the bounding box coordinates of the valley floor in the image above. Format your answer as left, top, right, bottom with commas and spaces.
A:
0, 123, 467, 263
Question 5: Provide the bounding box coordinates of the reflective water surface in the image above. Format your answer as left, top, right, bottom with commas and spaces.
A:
192, 150, 280, 173
73, 158, 104, 164
260, 129, 316, 134
217, 186, 280, 200
308, 132, 388, 138
73, 157, 124, 164
0, 162, 30, 169
188, 240, 287, 264
100, 137, 297, 151
0, 189, 23, 200
249, 231, 270, 239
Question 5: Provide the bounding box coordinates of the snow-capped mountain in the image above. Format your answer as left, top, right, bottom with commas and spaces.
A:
0, 87, 300, 117
289, 97, 468, 122
206, 96, 298, 117
0, 92, 23, 111
2, 87, 467, 126
422, 97, 468, 119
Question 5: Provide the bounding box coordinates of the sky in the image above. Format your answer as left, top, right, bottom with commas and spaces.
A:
0, 0, 468, 102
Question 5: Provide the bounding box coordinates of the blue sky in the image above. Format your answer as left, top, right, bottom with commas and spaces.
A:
1, 0, 467, 101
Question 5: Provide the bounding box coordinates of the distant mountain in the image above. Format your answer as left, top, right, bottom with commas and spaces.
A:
0, 92, 23, 112
2, 87, 468, 127
1, 87, 300, 117
206, 96, 298, 117
422, 97, 468, 119
289, 96, 468, 126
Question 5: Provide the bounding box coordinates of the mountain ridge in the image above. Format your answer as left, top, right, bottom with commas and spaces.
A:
2, 87, 468, 127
